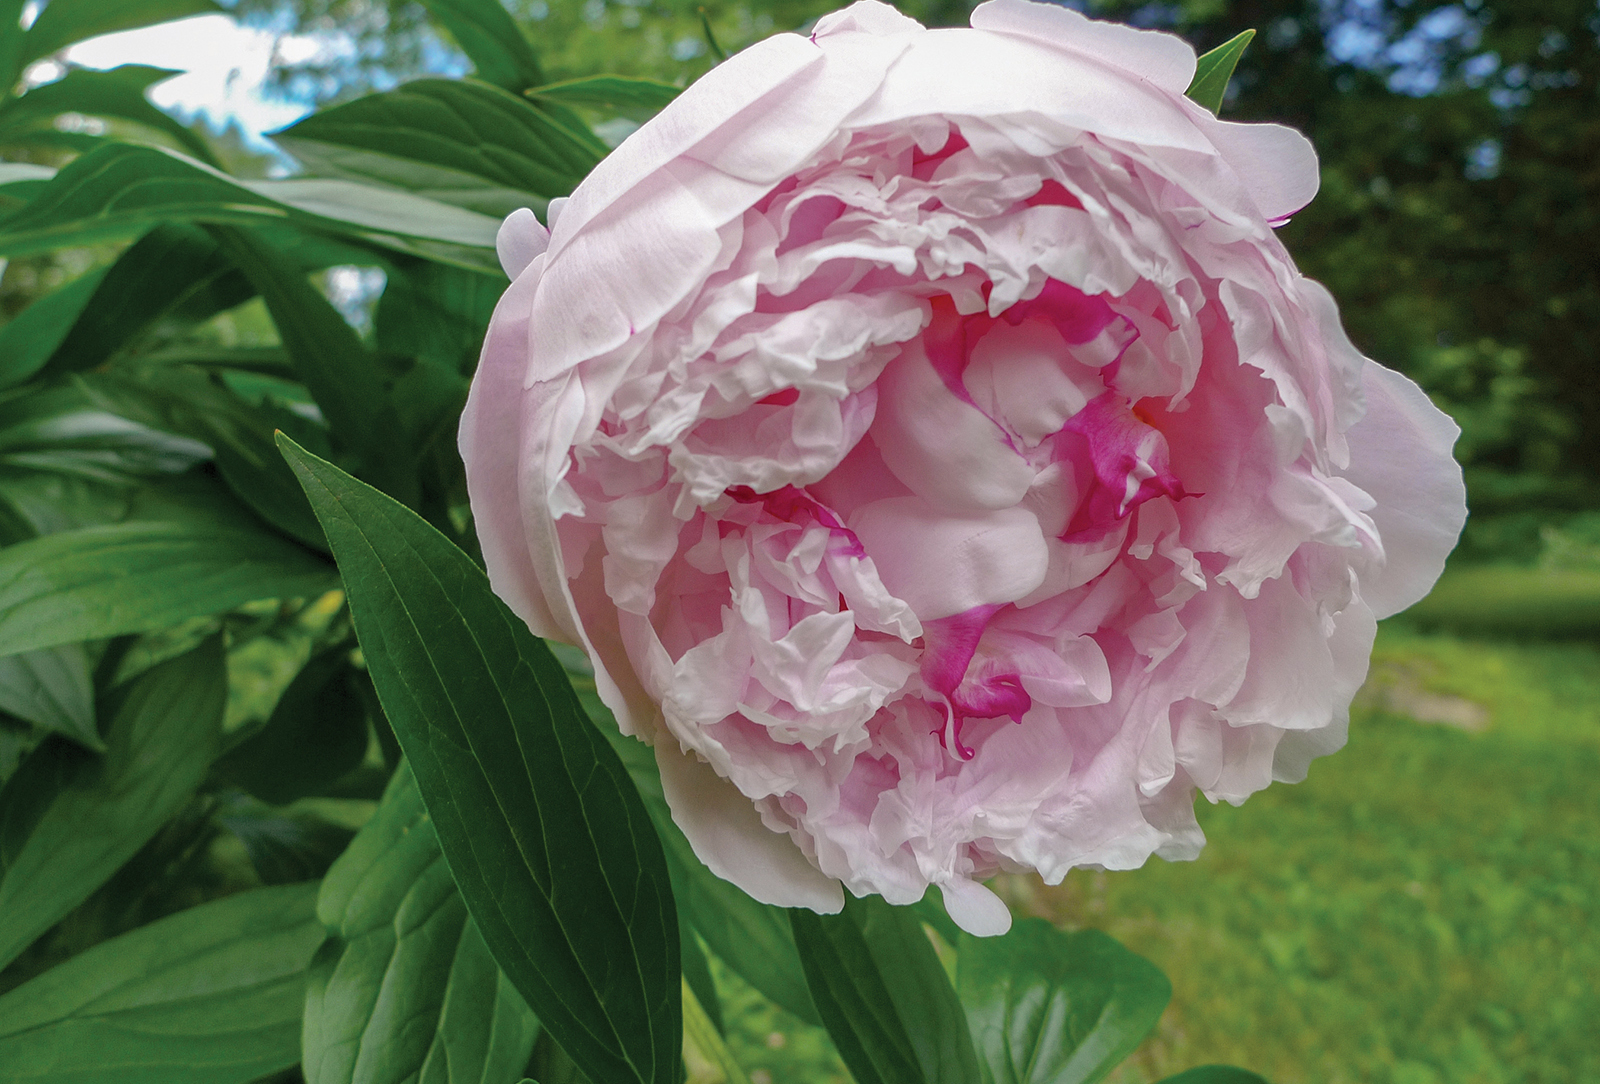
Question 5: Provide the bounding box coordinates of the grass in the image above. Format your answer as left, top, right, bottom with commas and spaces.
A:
711, 620, 1600, 1084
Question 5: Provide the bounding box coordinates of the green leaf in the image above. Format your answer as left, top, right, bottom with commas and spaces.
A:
303, 763, 541, 1084
0, 65, 218, 165
0, 384, 211, 485
0, 644, 98, 751
679, 923, 723, 1037
0, 635, 225, 971
1156, 1069, 1269, 1084
414, 0, 543, 91
790, 902, 924, 1084
0, 143, 501, 270
1185, 30, 1255, 114
204, 225, 413, 502
0, 268, 107, 389
274, 78, 603, 215
0, 517, 334, 658
559, 654, 819, 1027
38, 223, 250, 381
527, 75, 680, 117
18, 0, 222, 71
789, 894, 978, 1084
214, 794, 356, 884
375, 257, 501, 375
957, 920, 1172, 1084
851, 894, 981, 1084
279, 435, 682, 1084
78, 363, 328, 549
213, 646, 368, 805
0, 882, 324, 1084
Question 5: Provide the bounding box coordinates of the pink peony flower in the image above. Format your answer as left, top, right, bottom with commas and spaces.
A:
461, 0, 1467, 935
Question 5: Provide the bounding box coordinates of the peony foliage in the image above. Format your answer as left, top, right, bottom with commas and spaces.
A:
0, 2, 1463, 1083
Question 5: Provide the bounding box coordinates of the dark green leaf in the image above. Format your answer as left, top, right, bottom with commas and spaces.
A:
274, 78, 603, 214
279, 435, 681, 1084
0, 65, 218, 164
0, 518, 333, 658
0, 635, 225, 970
556, 648, 819, 1028
0, 385, 211, 485
680, 924, 723, 1037
78, 364, 328, 549
303, 763, 541, 1084
1185, 30, 1255, 115
851, 894, 981, 1084
790, 903, 924, 1084
214, 794, 356, 884
958, 920, 1171, 1084
1156, 1069, 1269, 1084
204, 225, 413, 501
0, 143, 500, 270
527, 75, 680, 118
0, 268, 107, 389
0, 644, 98, 751
414, 0, 543, 91
39, 223, 250, 380
0, 882, 324, 1084
18, 0, 222, 71
376, 256, 503, 375
213, 646, 368, 805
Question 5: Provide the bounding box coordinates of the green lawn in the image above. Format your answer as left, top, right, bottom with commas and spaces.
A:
713, 620, 1600, 1084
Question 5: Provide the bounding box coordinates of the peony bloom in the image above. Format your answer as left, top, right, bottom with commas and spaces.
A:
461, 0, 1467, 935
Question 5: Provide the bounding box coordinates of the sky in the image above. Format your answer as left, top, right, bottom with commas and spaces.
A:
50, 13, 333, 150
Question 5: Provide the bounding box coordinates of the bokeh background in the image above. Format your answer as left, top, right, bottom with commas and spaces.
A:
2, 1, 1595, 1081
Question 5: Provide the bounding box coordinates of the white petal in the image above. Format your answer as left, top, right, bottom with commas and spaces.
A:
495, 206, 549, 279
939, 877, 1013, 936
656, 738, 845, 912
1342, 359, 1467, 619
848, 497, 1049, 621
970, 0, 1197, 94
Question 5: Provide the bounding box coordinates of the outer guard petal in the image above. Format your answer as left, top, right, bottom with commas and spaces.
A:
656, 737, 846, 912
1344, 360, 1467, 619
970, 0, 1197, 94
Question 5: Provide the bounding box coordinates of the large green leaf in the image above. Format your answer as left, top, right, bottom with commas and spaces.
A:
78, 363, 327, 549
527, 75, 680, 118
789, 894, 978, 1084
554, 646, 819, 1028
414, 0, 543, 91
0, 882, 324, 1084
205, 225, 413, 501
274, 78, 603, 216
790, 902, 924, 1084
852, 894, 981, 1084
213, 646, 368, 805
0, 385, 211, 485
0, 143, 500, 270
1185, 30, 1255, 114
0, 644, 98, 751
17, 0, 222, 71
279, 435, 681, 1084
375, 257, 502, 375
0, 517, 334, 658
303, 763, 542, 1084
39, 223, 249, 380
0, 635, 225, 971
0, 65, 217, 164
958, 920, 1172, 1084
0, 269, 106, 389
